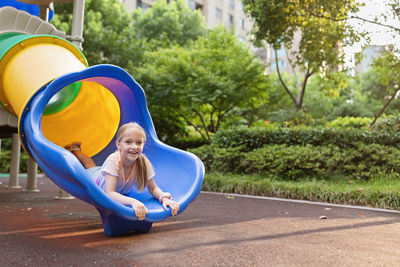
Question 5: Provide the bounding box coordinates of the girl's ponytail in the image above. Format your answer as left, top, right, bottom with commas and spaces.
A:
135, 154, 148, 192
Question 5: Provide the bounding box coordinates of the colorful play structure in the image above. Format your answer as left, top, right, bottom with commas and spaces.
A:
0, 2, 204, 236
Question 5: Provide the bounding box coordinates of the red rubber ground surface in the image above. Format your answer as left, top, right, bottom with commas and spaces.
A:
1, 176, 400, 266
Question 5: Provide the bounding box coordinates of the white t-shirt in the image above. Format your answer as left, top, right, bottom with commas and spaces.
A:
93, 151, 155, 194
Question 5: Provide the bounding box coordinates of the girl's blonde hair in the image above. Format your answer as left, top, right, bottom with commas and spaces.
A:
116, 122, 148, 192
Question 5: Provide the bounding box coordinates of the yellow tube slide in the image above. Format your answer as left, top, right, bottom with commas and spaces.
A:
0, 33, 120, 156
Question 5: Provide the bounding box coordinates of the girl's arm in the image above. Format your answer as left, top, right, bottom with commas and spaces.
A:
146, 178, 165, 201
147, 178, 179, 216
104, 173, 148, 220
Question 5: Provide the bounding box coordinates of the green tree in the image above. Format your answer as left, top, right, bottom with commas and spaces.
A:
349, 0, 400, 126
52, 0, 206, 68
242, 0, 362, 111
264, 72, 351, 124
52, 0, 140, 67
327, 55, 400, 121
366, 51, 400, 127
132, 0, 206, 48
329, 79, 375, 119
135, 27, 269, 143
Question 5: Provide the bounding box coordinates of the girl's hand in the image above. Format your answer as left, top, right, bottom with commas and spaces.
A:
162, 199, 179, 216
131, 199, 148, 221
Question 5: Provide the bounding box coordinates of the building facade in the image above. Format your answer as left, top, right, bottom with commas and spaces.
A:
120, 0, 253, 44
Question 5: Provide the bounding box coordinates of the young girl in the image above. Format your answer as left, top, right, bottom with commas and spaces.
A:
65, 122, 179, 221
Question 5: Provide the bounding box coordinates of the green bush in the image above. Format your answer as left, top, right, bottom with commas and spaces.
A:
212, 127, 400, 150
326, 116, 372, 129
190, 143, 400, 180
188, 144, 217, 171
0, 149, 28, 173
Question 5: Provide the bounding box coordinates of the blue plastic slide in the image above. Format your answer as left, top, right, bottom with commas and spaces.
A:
22, 65, 205, 236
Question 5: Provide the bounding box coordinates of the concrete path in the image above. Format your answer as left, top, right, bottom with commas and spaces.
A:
1, 176, 400, 266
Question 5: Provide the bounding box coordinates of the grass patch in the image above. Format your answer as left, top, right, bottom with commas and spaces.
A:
203, 172, 400, 210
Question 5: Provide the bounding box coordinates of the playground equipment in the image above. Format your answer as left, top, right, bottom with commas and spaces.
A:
0, 0, 77, 196
0, 6, 204, 236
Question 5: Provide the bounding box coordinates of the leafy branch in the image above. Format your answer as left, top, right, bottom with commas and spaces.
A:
309, 12, 400, 33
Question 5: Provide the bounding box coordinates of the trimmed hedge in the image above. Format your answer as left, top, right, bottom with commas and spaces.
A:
326, 116, 372, 129
189, 143, 400, 180
213, 127, 400, 151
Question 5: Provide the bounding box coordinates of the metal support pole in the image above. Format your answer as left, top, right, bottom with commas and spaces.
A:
8, 133, 21, 189
71, 0, 85, 49
23, 158, 40, 192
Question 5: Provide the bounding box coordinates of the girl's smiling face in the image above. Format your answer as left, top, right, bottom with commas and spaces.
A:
116, 128, 145, 164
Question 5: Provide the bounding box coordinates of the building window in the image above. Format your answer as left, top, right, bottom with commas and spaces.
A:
196, 3, 203, 11
238, 1, 243, 11
216, 8, 222, 19
188, 0, 196, 10
240, 18, 245, 29
229, 14, 234, 27
188, 0, 203, 11
137, 0, 151, 11
229, 0, 235, 9
277, 48, 286, 58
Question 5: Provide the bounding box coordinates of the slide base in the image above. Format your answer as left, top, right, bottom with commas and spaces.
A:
98, 208, 153, 236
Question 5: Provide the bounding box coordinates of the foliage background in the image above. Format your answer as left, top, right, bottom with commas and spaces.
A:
2, 0, 400, 210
